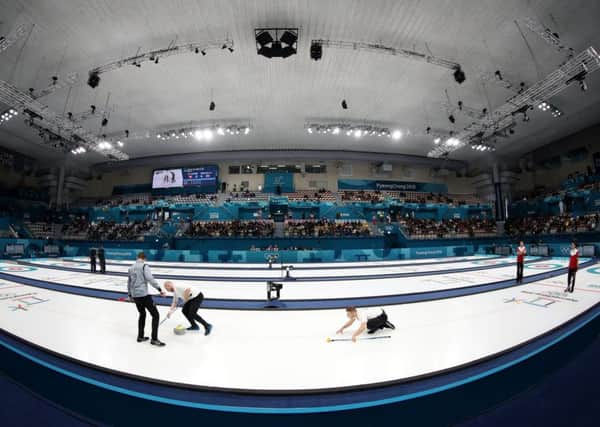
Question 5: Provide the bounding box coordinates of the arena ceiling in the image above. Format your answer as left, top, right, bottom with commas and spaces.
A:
0, 0, 599, 168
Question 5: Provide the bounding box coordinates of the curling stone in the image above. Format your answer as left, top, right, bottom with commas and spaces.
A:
173, 324, 186, 335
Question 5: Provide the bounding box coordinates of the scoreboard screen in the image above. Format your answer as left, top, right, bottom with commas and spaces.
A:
152, 169, 183, 189
182, 165, 218, 188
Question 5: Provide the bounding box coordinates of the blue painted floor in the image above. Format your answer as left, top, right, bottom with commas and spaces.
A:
1, 331, 599, 426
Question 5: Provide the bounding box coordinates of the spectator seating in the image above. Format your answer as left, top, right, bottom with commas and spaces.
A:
284, 219, 371, 237
399, 218, 497, 239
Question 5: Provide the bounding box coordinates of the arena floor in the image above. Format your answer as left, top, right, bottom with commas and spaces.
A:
0, 255, 599, 412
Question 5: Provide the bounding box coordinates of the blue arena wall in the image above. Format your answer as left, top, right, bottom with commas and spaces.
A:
2, 235, 599, 262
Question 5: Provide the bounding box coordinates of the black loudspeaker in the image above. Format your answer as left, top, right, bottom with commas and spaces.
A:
310, 41, 322, 60
87, 72, 100, 88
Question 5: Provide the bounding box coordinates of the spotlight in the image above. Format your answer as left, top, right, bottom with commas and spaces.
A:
332, 127, 340, 135
353, 129, 362, 138
204, 129, 213, 140
194, 130, 204, 140
310, 41, 322, 60
209, 101, 215, 111
244, 127, 250, 135
448, 115, 455, 124
446, 137, 460, 147
580, 80, 588, 91
341, 99, 348, 109
453, 65, 466, 84
391, 130, 402, 140
87, 71, 100, 88
433, 137, 441, 144
117, 141, 123, 147
307, 127, 313, 134
217, 127, 225, 135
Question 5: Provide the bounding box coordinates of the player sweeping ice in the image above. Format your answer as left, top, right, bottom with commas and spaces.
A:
164, 281, 212, 334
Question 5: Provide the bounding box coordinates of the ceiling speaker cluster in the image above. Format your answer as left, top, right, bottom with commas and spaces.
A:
255, 28, 298, 59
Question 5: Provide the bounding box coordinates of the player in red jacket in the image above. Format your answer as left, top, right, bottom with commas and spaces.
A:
516, 241, 526, 284
565, 241, 579, 293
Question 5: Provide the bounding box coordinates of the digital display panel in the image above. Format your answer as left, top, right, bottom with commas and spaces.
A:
152, 169, 183, 189
182, 166, 218, 188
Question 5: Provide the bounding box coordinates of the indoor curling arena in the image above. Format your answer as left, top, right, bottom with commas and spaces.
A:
1, 2, 600, 427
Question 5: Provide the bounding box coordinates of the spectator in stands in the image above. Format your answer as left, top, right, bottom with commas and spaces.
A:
186, 220, 274, 238
505, 213, 599, 237
285, 219, 371, 237
399, 217, 496, 239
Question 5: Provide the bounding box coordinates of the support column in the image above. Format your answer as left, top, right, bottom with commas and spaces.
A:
56, 164, 65, 209
492, 164, 505, 221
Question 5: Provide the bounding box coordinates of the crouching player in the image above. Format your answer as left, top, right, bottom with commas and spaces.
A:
164, 281, 212, 335
336, 306, 395, 342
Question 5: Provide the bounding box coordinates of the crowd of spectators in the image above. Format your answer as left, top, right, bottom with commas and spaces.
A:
341, 190, 386, 203
284, 219, 371, 237
186, 220, 274, 237
399, 217, 497, 239
505, 213, 599, 237
87, 220, 154, 241
249, 244, 314, 251
287, 189, 335, 202
562, 166, 599, 189
86, 193, 219, 208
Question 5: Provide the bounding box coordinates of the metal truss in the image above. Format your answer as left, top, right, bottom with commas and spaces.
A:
1, 73, 79, 125
29, 72, 79, 99
311, 39, 461, 71
428, 46, 600, 158
0, 79, 129, 160
67, 105, 115, 122
0, 24, 28, 54
89, 38, 234, 75
441, 101, 487, 121
519, 17, 573, 54
99, 121, 252, 144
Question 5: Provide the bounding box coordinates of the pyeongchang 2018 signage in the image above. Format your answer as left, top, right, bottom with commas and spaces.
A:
338, 179, 448, 193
